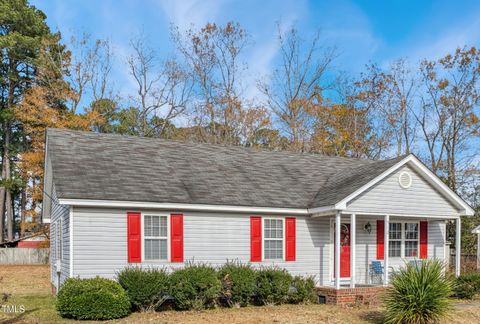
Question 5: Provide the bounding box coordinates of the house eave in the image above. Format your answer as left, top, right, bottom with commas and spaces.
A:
57, 198, 312, 215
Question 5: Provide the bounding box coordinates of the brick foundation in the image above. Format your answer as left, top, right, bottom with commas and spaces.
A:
316, 286, 385, 306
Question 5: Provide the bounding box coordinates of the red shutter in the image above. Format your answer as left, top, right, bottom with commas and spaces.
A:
376, 220, 384, 260
420, 221, 428, 259
171, 214, 184, 262
250, 216, 262, 262
285, 217, 296, 261
127, 212, 141, 263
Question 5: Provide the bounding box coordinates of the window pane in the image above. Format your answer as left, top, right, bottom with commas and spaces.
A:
264, 219, 283, 239
389, 241, 401, 257
160, 216, 167, 237
144, 239, 168, 260
152, 216, 160, 236
144, 215, 167, 238
144, 215, 153, 236
405, 223, 418, 240
389, 223, 402, 240
405, 240, 418, 257
264, 240, 283, 259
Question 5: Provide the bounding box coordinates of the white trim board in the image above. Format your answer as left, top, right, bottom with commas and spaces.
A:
69, 206, 73, 277
57, 199, 311, 215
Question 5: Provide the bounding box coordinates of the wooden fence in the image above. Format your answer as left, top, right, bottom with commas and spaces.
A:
449, 252, 479, 273
0, 248, 49, 265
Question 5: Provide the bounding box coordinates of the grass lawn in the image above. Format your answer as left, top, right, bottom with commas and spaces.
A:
1, 265, 480, 323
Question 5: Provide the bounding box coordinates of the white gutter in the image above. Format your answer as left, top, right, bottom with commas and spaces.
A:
57, 198, 314, 215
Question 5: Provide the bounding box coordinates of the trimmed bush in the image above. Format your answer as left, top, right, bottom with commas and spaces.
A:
218, 261, 257, 307
169, 264, 221, 310
117, 267, 170, 311
454, 272, 480, 299
383, 260, 453, 324
57, 277, 130, 320
288, 276, 317, 304
255, 267, 292, 305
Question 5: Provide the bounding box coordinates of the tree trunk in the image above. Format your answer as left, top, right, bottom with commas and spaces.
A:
0, 189, 4, 243
3, 122, 13, 241
20, 188, 26, 236
6, 189, 13, 240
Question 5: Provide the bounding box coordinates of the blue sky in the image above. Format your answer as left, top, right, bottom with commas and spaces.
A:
30, 0, 480, 104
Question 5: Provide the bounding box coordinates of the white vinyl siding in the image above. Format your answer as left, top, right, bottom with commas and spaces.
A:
49, 184, 70, 290
70, 208, 448, 287
72, 208, 331, 285
346, 164, 461, 216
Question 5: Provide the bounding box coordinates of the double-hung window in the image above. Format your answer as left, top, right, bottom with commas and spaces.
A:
388, 222, 419, 258
389, 222, 402, 257
264, 218, 283, 260
144, 215, 168, 260
404, 223, 419, 257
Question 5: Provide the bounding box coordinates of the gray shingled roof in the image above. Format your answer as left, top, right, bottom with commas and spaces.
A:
46, 128, 405, 209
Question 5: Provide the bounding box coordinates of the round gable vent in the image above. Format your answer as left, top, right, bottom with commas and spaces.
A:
398, 171, 412, 189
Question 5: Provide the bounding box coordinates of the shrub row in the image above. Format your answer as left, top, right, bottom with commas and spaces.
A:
57, 262, 317, 319
119, 262, 317, 311
453, 272, 480, 299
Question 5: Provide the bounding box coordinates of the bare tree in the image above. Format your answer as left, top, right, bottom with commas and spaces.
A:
172, 22, 249, 144
354, 59, 417, 158
67, 34, 115, 113
415, 47, 480, 191
127, 35, 193, 137
258, 25, 336, 152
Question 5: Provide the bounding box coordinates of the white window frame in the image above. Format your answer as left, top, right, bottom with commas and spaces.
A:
404, 222, 420, 258
388, 222, 402, 258
262, 217, 285, 261
388, 221, 420, 259
141, 213, 170, 262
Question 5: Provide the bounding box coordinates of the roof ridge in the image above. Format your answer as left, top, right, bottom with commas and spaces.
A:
46, 127, 377, 163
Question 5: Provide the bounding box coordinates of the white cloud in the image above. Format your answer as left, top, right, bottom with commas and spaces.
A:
156, 0, 221, 29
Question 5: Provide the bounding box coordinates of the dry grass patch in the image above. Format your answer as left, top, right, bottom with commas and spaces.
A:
0, 265, 51, 294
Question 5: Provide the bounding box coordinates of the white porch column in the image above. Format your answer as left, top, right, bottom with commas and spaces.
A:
456, 217, 461, 277
335, 211, 341, 289
384, 215, 390, 286
350, 213, 356, 288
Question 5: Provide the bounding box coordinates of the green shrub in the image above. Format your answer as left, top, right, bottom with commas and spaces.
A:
56, 277, 130, 320
453, 272, 480, 299
383, 260, 453, 324
255, 267, 292, 305
218, 261, 257, 307
169, 264, 221, 310
117, 267, 170, 311
288, 276, 317, 304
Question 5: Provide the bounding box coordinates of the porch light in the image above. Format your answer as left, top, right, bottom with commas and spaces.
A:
364, 222, 372, 234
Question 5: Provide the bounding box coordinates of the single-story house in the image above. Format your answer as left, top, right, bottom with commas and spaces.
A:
43, 129, 474, 301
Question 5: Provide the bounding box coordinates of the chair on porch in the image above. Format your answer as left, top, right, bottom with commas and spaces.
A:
369, 260, 384, 285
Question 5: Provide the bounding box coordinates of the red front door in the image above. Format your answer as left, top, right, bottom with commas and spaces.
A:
334, 223, 351, 278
